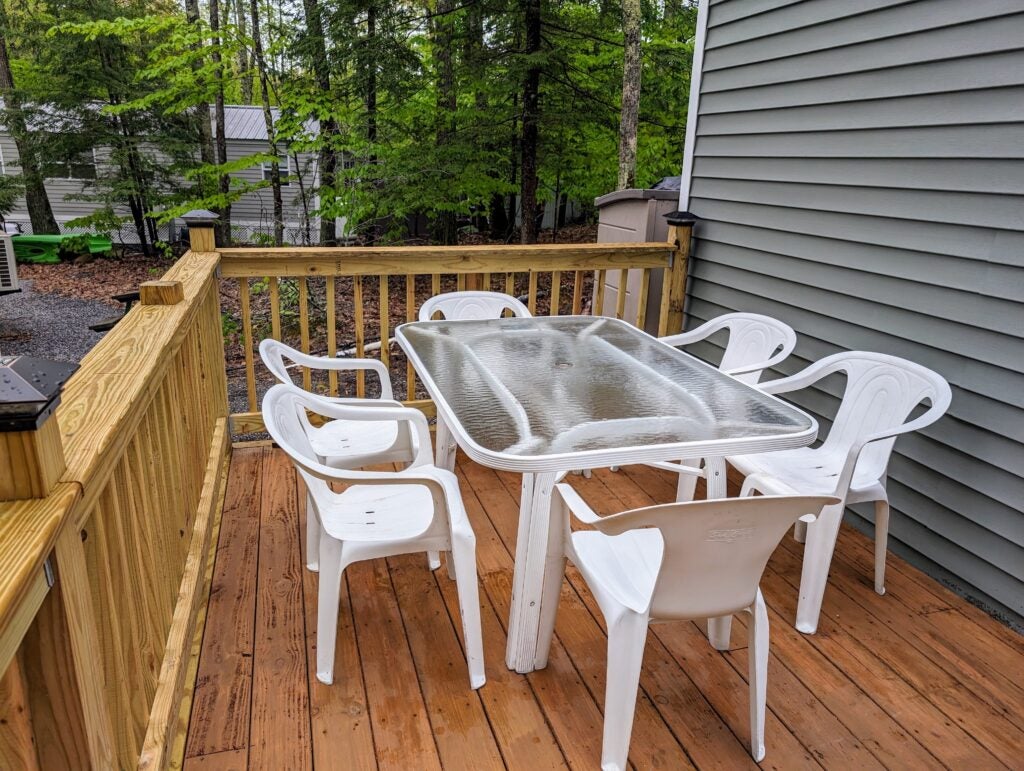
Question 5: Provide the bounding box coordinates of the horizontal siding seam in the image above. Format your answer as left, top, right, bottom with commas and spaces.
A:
697, 82, 1024, 117
701, 11, 1024, 75
696, 118, 1024, 138
691, 171, 1024, 199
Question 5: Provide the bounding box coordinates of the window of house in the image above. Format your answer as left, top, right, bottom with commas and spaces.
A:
261, 156, 292, 186
43, 149, 97, 180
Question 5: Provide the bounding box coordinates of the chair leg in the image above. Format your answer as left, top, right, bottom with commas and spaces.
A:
427, 551, 442, 570
792, 519, 807, 543
316, 537, 345, 685
600, 611, 650, 771
450, 532, 486, 689
874, 499, 890, 596
747, 590, 769, 762
305, 494, 320, 572
795, 500, 844, 634
675, 458, 700, 502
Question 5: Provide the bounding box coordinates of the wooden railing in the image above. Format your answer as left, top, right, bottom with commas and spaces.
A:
0, 213, 693, 768
219, 226, 690, 435
0, 246, 230, 769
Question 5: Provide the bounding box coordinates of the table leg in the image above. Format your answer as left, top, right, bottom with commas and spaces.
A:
506, 471, 562, 673
704, 457, 733, 651
434, 414, 457, 472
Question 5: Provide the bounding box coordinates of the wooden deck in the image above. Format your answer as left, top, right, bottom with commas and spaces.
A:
182, 447, 1024, 770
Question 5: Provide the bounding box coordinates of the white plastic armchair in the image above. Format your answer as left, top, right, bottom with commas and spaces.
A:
659, 312, 797, 385
262, 384, 485, 690
419, 290, 531, 323
729, 351, 952, 635
651, 313, 798, 498
259, 338, 413, 466
546, 484, 836, 769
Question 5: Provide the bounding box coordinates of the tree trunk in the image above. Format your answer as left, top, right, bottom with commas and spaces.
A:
364, 2, 378, 243
431, 0, 457, 245
249, 0, 284, 245
210, 0, 232, 245
617, 0, 642, 190
234, 0, 254, 102
183, 0, 217, 177
0, 5, 58, 234
301, 0, 337, 245
519, 0, 541, 244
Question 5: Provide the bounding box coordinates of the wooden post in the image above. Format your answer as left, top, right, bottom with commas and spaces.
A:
0, 357, 76, 501
182, 210, 220, 253
657, 210, 697, 337
140, 280, 185, 306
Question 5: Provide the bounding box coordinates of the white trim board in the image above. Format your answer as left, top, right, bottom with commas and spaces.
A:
679, 0, 710, 212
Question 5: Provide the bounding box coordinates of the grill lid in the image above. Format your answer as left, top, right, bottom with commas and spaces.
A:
0, 355, 78, 431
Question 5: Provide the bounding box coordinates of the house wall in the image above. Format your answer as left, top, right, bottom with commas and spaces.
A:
0, 133, 319, 243
683, 0, 1024, 624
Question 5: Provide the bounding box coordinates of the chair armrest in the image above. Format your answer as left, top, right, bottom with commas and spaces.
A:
311, 400, 434, 466
553, 483, 602, 525
658, 328, 706, 348
647, 460, 704, 477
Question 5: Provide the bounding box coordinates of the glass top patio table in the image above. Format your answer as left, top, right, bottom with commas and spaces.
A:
397, 315, 816, 473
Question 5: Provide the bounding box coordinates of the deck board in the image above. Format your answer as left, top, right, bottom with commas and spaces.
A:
185, 447, 1024, 769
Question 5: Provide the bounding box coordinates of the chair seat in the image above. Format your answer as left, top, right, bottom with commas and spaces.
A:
728, 447, 882, 498
570, 529, 664, 614
308, 418, 401, 462
315, 483, 435, 542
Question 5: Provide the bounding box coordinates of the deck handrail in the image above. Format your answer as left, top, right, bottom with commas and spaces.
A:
0, 244, 230, 768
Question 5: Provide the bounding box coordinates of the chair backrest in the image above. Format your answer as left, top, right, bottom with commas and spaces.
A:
259, 338, 305, 385
419, 290, 531, 322
708, 313, 797, 384
595, 494, 836, 619
800, 352, 951, 483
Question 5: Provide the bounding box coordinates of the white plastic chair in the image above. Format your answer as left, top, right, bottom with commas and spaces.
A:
259, 339, 414, 468
546, 484, 836, 769
652, 312, 798, 498
262, 383, 485, 690
660, 312, 797, 385
419, 289, 531, 323
260, 339, 425, 570
419, 291, 532, 569
728, 351, 952, 634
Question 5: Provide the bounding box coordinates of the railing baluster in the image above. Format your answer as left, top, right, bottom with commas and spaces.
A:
379, 276, 390, 369
354, 276, 365, 396
406, 275, 416, 400
457, 273, 467, 292
550, 271, 561, 316
572, 271, 583, 314
635, 268, 651, 330
431, 274, 441, 309
237, 278, 257, 412
268, 277, 282, 340
527, 272, 538, 314
615, 268, 628, 320
298, 277, 311, 391
483, 272, 492, 291
594, 270, 606, 317
326, 276, 338, 396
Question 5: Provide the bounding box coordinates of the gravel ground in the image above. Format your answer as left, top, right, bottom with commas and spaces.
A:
0, 279, 115, 362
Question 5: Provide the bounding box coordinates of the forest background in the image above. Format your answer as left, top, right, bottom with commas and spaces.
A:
0, 0, 697, 251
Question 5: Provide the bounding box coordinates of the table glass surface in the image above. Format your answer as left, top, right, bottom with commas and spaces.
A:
399, 316, 814, 458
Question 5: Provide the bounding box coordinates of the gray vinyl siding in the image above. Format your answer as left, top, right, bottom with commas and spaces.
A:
0, 131, 318, 239
687, 0, 1024, 624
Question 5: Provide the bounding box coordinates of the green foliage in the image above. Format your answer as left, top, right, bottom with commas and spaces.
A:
2, 0, 697, 246
56, 233, 92, 260
0, 175, 24, 217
